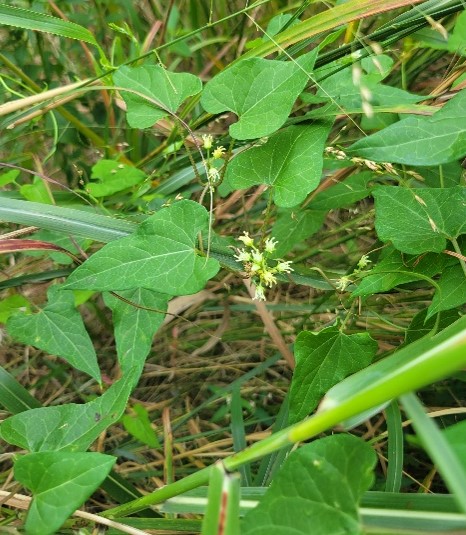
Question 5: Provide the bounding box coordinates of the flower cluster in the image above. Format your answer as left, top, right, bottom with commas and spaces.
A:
201, 135, 226, 188
334, 254, 372, 292
234, 232, 293, 301
325, 146, 398, 176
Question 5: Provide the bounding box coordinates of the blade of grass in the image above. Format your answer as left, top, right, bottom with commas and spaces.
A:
230, 386, 252, 486
384, 400, 404, 493
0, 366, 42, 413
400, 392, 466, 514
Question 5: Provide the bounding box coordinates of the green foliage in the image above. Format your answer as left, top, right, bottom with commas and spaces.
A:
114, 65, 202, 128
289, 328, 377, 423
0, 373, 135, 451
226, 123, 331, 207
15, 452, 115, 535
241, 435, 376, 534
373, 186, 466, 253
0, 1, 466, 534
201, 50, 317, 139
349, 89, 466, 165
64, 201, 219, 294
7, 285, 100, 382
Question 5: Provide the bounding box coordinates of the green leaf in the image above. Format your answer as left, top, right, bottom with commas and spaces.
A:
26, 229, 91, 265
445, 420, 466, 472
201, 50, 317, 139
64, 200, 219, 294
405, 308, 461, 345
121, 403, 160, 448
0, 294, 30, 323
15, 451, 115, 535
225, 123, 331, 207
114, 65, 202, 129
0, 366, 42, 414
272, 208, 325, 257
6, 285, 100, 382
308, 171, 374, 211
348, 89, 466, 165
241, 435, 375, 535
352, 250, 447, 297
427, 264, 466, 319
87, 160, 147, 197
0, 4, 99, 46
373, 186, 466, 254
0, 372, 135, 452
104, 289, 169, 382
317, 54, 421, 110
289, 328, 377, 423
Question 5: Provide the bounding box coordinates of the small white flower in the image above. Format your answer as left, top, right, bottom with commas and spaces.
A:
252, 250, 264, 264
262, 270, 277, 287
202, 134, 213, 149
234, 248, 251, 263
212, 146, 226, 159
275, 260, 293, 274
335, 276, 351, 292
253, 284, 266, 301
208, 167, 220, 183
264, 237, 278, 254
238, 232, 254, 248
357, 254, 371, 270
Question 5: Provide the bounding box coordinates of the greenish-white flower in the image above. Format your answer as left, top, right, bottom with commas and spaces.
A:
275, 260, 293, 274
264, 237, 278, 254
202, 134, 213, 149
234, 248, 251, 263
253, 283, 266, 301
238, 232, 254, 248
262, 270, 277, 287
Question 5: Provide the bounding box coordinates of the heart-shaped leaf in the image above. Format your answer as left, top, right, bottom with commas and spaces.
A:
374, 186, 466, 254
104, 289, 169, 382
289, 327, 377, 423
348, 89, 466, 165
0, 372, 135, 452
63, 200, 219, 295
201, 50, 317, 139
114, 65, 202, 129
7, 285, 100, 382
15, 451, 115, 535
241, 434, 375, 535
225, 123, 331, 207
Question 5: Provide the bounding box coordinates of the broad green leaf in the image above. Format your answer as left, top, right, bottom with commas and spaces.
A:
348, 89, 466, 165
415, 10, 466, 56
0, 4, 99, 46
445, 421, 466, 472
87, 159, 147, 197
373, 186, 466, 254
104, 289, 169, 382
272, 208, 325, 257
63, 200, 219, 294
202, 462, 241, 535
0, 294, 30, 323
316, 316, 466, 423
201, 50, 317, 139
0, 366, 42, 414
6, 285, 100, 382
405, 308, 461, 345
0, 372, 135, 452
352, 250, 448, 297
316, 55, 421, 110
121, 403, 160, 448
289, 328, 377, 423
225, 123, 331, 207
114, 65, 202, 129
15, 451, 115, 535
241, 435, 375, 535
308, 171, 374, 211
427, 264, 466, 319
